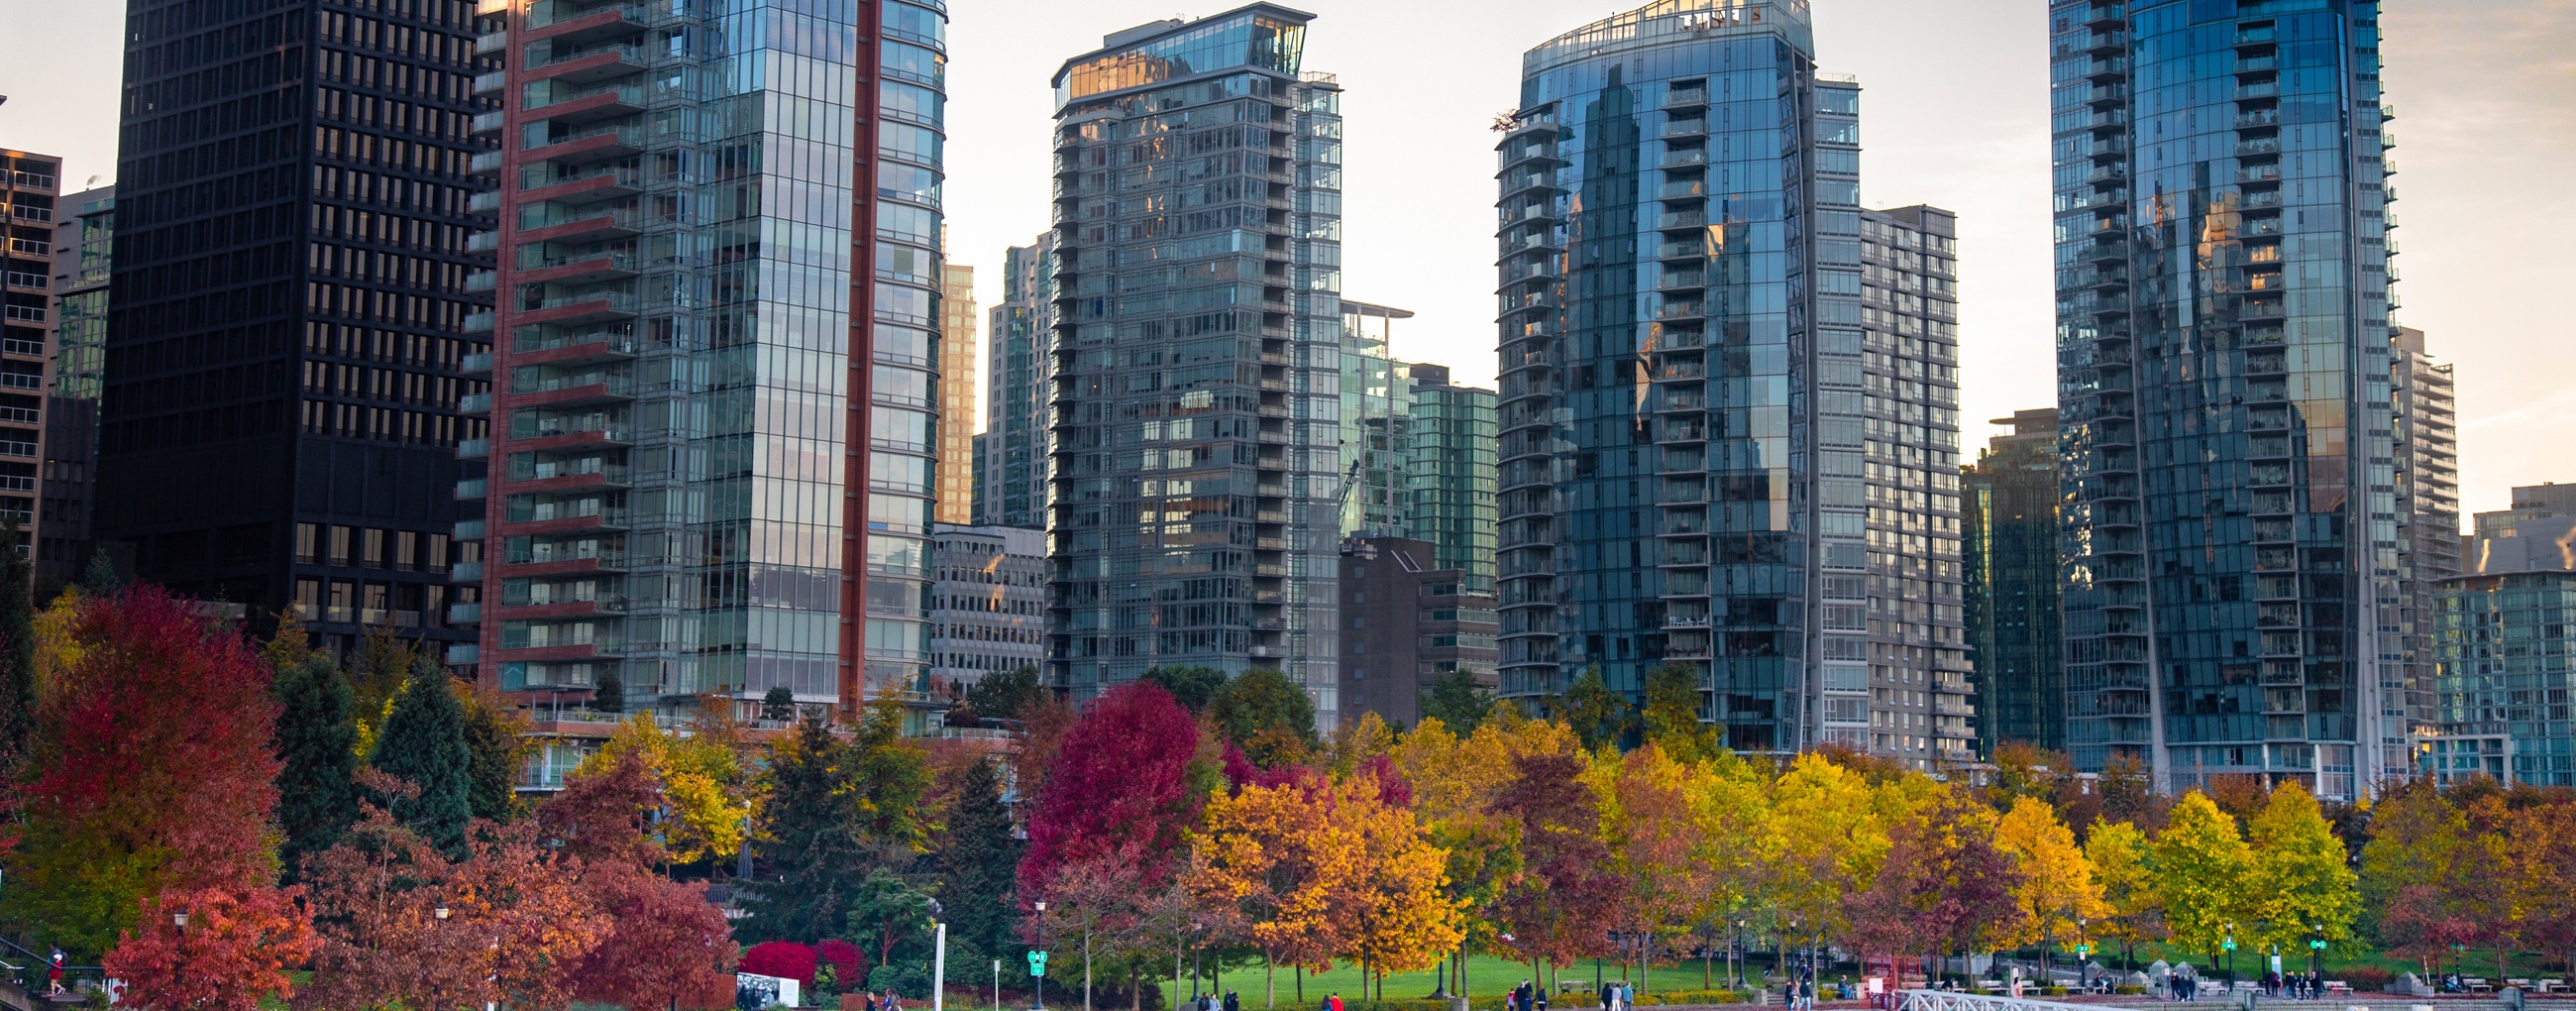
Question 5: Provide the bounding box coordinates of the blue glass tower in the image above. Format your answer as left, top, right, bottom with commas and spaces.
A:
2052, 0, 2401, 796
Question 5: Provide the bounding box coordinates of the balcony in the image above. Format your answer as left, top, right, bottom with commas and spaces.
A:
509, 371, 635, 408
523, 125, 644, 166
526, 43, 651, 84
513, 327, 642, 366
520, 166, 644, 205
516, 250, 639, 286
526, 0, 651, 44
523, 83, 648, 125
516, 290, 639, 327
516, 206, 640, 243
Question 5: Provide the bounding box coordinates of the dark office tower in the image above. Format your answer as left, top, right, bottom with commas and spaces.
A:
2391, 325, 2456, 739
3, 152, 63, 560
1965, 408, 2065, 756
465, 0, 948, 718
2052, 0, 2400, 797
1405, 364, 1497, 594
975, 234, 1055, 530
99, 0, 492, 647
42, 184, 115, 588
1047, 7, 1345, 722
1499, 1, 1960, 755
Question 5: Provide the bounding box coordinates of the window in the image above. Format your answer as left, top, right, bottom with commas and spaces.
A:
329, 525, 353, 565
296, 522, 321, 564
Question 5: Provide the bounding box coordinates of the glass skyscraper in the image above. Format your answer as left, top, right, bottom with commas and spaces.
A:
1405, 364, 1497, 594
1966, 407, 2066, 755
2052, 0, 2401, 796
1342, 299, 1412, 540
1498, 0, 1964, 757
1047, 7, 1346, 721
975, 234, 1055, 530
468, 0, 948, 719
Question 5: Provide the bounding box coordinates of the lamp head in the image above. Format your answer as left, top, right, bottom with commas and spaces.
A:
171, 911, 188, 929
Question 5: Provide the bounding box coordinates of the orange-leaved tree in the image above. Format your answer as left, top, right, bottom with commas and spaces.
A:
104, 885, 318, 1011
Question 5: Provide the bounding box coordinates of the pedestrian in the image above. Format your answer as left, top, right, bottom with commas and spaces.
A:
1622, 981, 1635, 1011
1537, 984, 1552, 1011
887, 990, 905, 1011
1227, 989, 1242, 1011
1330, 990, 1344, 1011
48, 947, 65, 995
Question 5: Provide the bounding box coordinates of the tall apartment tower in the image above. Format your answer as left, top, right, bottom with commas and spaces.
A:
2, 151, 63, 558
1965, 407, 2065, 755
1497, 1, 1963, 757
1047, 7, 1346, 721
466, 0, 949, 716
1405, 363, 1497, 594
42, 185, 115, 588
2391, 325, 2457, 739
100, 0, 492, 652
1342, 300, 1413, 539
2051, 0, 2401, 797
937, 260, 976, 524
974, 235, 1055, 530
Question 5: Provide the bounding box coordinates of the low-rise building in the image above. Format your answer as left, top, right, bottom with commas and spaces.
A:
1338, 535, 1498, 729
2428, 507, 2576, 786
929, 523, 1046, 693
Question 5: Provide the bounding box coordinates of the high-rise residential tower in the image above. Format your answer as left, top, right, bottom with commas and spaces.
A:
1965, 407, 2065, 755
974, 234, 1054, 530
2051, 0, 2401, 797
1047, 7, 1346, 721
1405, 363, 1497, 594
2427, 493, 2576, 787
1342, 299, 1412, 539
1496, 1, 1965, 757
465, 0, 949, 718
937, 260, 976, 524
42, 184, 114, 588
2, 150, 64, 560
99, 1, 493, 653
2392, 325, 2457, 741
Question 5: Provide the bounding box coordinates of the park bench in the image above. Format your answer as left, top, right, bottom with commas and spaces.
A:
2465, 978, 2492, 993
2539, 979, 2568, 993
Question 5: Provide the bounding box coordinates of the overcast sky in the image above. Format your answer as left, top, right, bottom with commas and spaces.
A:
3, 0, 2569, 519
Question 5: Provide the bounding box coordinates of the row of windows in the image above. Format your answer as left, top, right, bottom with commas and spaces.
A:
294, 520, 452, 571
297, 399, 483, 447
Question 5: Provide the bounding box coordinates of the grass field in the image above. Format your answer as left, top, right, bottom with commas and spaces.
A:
1141, 954, 1766, 1009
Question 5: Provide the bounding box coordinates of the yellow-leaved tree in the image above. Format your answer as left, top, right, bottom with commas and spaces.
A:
1587, 742, 1718, 999
1388, 708, 1580, 1003
579, 712, 750, 864
2243, 781, 2358, 955
2151, 792, 2253, 965
1993, 796, 2109, 964
2083, 819, 2162, 965
1332, 771, 1464, 1000
1765, 752, 1889, 949
1196, 775, 1343, 1008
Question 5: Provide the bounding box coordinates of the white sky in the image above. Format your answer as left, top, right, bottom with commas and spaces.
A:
3, 0, 2570, 519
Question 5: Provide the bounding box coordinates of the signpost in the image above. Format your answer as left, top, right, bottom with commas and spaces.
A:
1029, 950, 1050, 1011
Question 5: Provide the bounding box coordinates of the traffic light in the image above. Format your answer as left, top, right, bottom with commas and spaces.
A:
1028, 951, 1050, 978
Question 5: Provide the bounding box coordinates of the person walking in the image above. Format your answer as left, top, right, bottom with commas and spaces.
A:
48, 947, 65, 995
1226, 989, 1241, 1011
1330, 990, 1344, 1011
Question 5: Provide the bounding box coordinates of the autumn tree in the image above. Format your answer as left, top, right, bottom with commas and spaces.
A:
297, 775, 498, 1011
1589, 742, 1715, 997
2242, 781, 2358, 955
2083, 820, 2161, 965
567, 863, 737, 1009
969, 664, 1047, 721
1638, 663, 1717, 764
105, 885, 318, 1011
271, 652, 361, 878
2358, 784, 2472, 968
369, 658, 475, 857
1843, 796, 2025, 988
1206, 668, 1316, 768
1555, 666, 1631, 750
1992, 796, 2107, 966
1037, 839, 1153, 1011
1764, 752, 1891, 951
2, 586, 281, 957
1490, 748, 1620, 989
1022, 682, 1206, 895
584, 708, 754, 865
2152, 792, 2254, 961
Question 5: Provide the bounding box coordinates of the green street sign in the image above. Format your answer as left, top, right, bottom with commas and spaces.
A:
1028, 951, 1049, 977
2309, 941, 2327, 951
2222, 941, 2236, 952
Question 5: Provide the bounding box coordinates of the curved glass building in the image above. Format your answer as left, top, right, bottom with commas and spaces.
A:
2052, 0, 2401, 796
1498, 0, 1970, 759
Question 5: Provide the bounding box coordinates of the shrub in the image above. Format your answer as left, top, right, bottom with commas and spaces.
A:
2114, 986, 2146, 995
817, 940, 863, 986
2339, 967, 2395, 992
1629, 990, 1750, 1006
740, 941, 818, 983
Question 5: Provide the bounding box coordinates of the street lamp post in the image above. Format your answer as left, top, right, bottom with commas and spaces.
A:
2221, 924, 2237, 983
1032, 900, 1048, 1011
2308, 925, 2326, 990
2076, 918, 2090, 993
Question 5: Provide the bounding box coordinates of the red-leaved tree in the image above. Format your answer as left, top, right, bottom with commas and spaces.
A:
8, 586, 282, 956
566, 862, 737, 1009
741, 940, 819, 983
1019, 682, 1203, 897
103, 885, 318, 1011
1489, 750, 1622, 987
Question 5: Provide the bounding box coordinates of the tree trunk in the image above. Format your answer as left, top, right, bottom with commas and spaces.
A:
1265, 948, 1276, 1010
1296, 965, 1303, 1006
1131, 966, 1141, 1011
1083, 933, 1094, 1011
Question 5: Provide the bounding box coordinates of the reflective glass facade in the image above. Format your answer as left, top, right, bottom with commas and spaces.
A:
1048, 6, 1343, 722
1498, 0, 1859, 752
937, 259, 976, 523
2430, 566, 2576, 787
40, 186, 114, 589
2052, 0, 2400, 797
1965, 407, 2066, 755
1342, 300, 1412, 539
1406, 364, 1497, 594
975, 234, 1055, 530
472, 0, 947, 719
2392, 326, 2457, 740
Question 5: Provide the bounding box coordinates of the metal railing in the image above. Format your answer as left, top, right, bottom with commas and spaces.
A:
1898, 991, 2102, 1011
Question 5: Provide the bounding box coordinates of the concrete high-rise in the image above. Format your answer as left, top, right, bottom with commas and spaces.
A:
2052, 0, 2402, 797
1339, 535, 1500, 730
2392, 326, 2457, 749
464, 0, 949, 718
1405, 364, 1497, 594
1965, 408, 2065, 756
2, 150, 65, 562
1046, 7, 1346, 722
937, 260, 977, 524
1496, 0, 1966, 759
974, 235, 1054, 530
41, 184, 114, 589
98, 0, 494, 654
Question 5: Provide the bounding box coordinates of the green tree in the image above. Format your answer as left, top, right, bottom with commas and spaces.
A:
0, 522, 34, 772
369, 658, 474, 858
936, 757, 1023, 976
2243, 781, 2358, 954
2151, 792, 2253, 961
272, 653, 361, 877
968, 664, 1046, 720
592, 670, 625, 714
1418, 669, 1493, 733
457, 685, 530, 823
1207, 667, 1316, 766
2084, 820, 2161, 963
1141, 665, 1229, 714
76, 547, 120, 596
743, 717, 872, 943
762, 685, 797, 723
1556, 665, 1631, 751
1638, 662, 1715, 763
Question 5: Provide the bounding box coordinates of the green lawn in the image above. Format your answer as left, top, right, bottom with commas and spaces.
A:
1140, 955, 1759, 1010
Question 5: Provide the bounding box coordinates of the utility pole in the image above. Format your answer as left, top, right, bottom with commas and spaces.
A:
934, 921, 949, 1011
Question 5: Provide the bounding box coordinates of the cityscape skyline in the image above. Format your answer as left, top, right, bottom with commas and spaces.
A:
2, 1, 2568, 520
